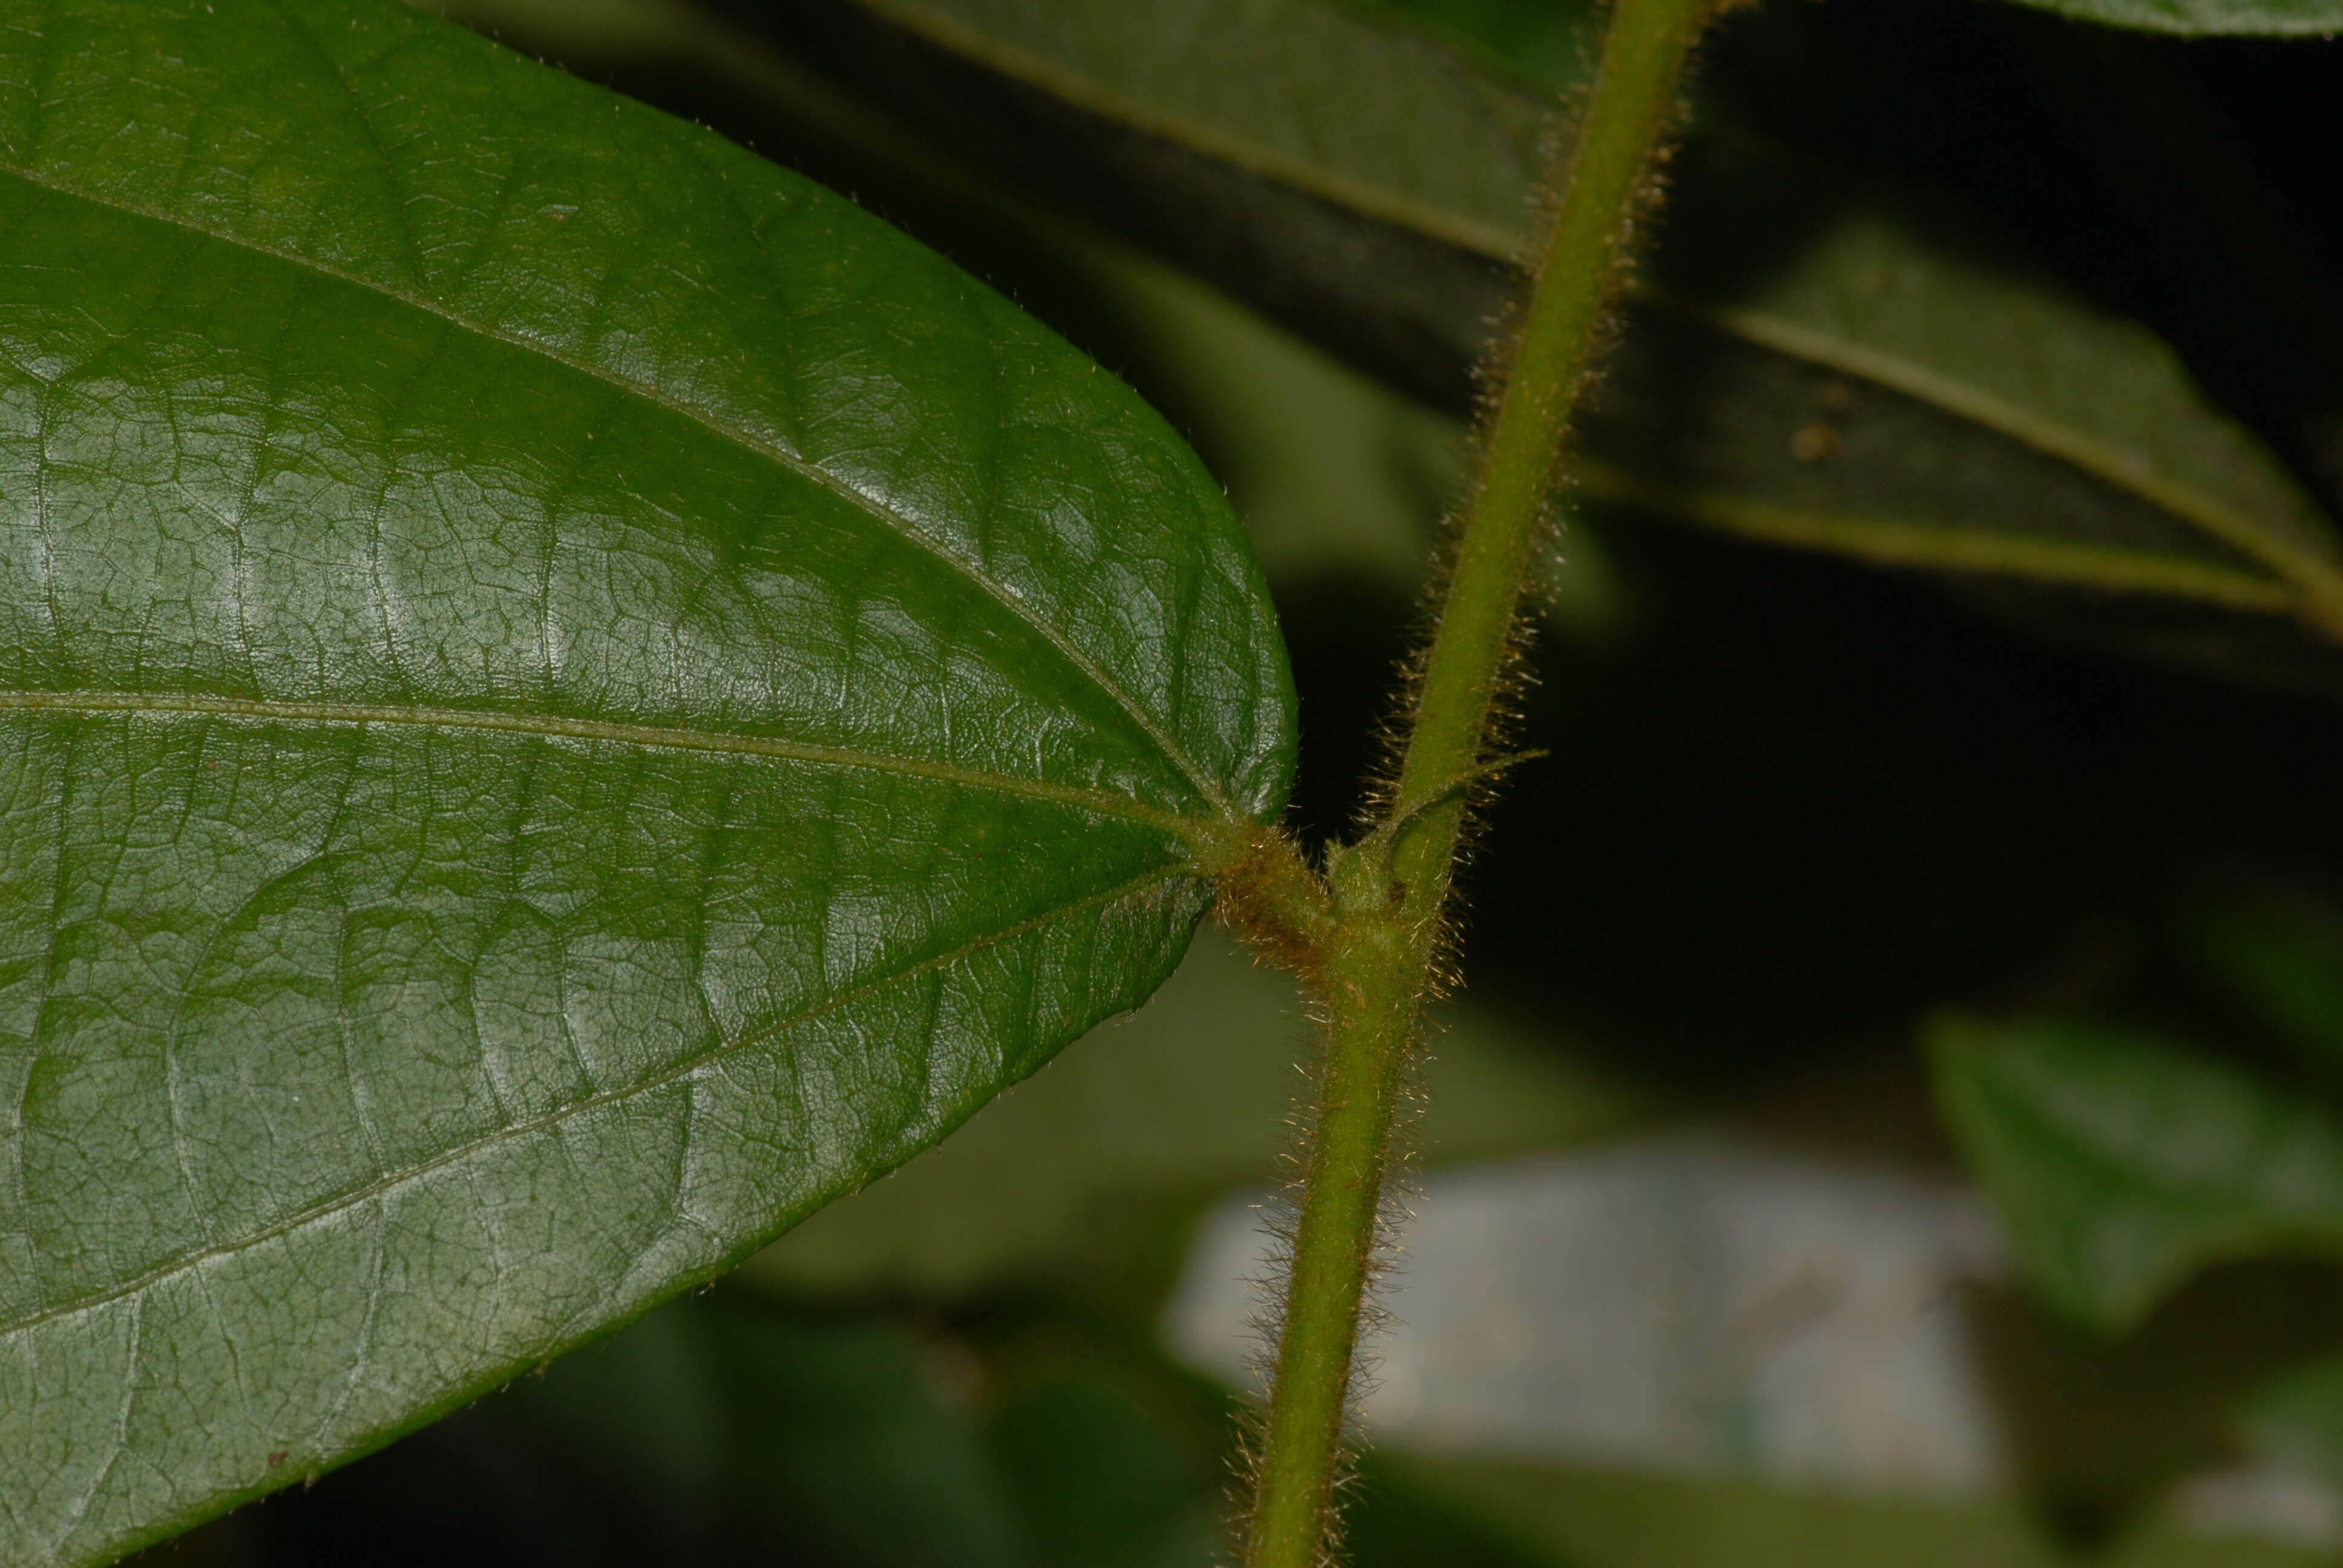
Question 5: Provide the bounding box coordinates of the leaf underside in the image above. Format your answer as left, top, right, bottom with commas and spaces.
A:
0, 2, 1293, 1561
762, 0, 2343, 672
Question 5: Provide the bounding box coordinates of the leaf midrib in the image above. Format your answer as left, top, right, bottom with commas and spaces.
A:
0, 863, 1190, 1338
0, 689, 1206, 836
0, 155, 1239, 820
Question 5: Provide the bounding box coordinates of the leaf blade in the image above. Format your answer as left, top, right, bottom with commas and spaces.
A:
0, 1, 1293, 1560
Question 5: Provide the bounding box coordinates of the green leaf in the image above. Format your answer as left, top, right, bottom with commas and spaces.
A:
1590, 140, 2343, 636
1928, 1017, 2343, 1331
755, 0, 2343, 653
1984, 0, 2343, 36
0, 0, 1292, 1560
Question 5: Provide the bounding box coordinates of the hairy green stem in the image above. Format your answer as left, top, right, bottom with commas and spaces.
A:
1240, 1, 1713, 1563
1240, 871, 1417, 1567
1389, 0, 1711, 903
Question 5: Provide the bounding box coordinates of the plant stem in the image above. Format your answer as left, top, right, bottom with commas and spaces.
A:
1389, 0, 1711, 907
1240, 1, 1712, 1563
1240, 883, 1417, 1566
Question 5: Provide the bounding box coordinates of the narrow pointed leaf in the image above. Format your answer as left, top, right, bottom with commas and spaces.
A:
1929, 1017, 2343, 1331
0, 1, 1293, 1561
1594, 141, 2343, 639
750, 0, 2343, 659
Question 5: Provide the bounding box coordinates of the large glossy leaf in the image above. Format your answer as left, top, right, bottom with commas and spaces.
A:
729, 0, 2343, 661
1987, 0, 2343, 35
0, 0, 1293, 1560
1928, 1018, 2343, 1330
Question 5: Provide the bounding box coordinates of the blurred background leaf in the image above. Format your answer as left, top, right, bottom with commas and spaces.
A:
672, 0, 2343, 687
1932, 1015, 2343, 1330
1931, 887, 2343, 1331
433, 0, 2343, 692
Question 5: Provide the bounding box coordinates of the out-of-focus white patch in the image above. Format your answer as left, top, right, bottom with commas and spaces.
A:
1166, 1134, 2007, 1494
1162, 1132, 2343, 1546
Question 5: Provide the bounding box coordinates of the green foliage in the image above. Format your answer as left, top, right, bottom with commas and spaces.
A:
1931, 1016, 2343, 1330
760, 0, 2343, 681
0, 0, 1293, 1560
11, 0, 2343, 1561
1931, 887, 2343, 1333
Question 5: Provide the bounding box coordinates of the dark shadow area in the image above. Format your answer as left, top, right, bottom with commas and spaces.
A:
129, 1285, 1554, 1568
1270, 570, 1418, 849
1965, 1261, 2343, 1521
1456, 513, 2343, 1083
